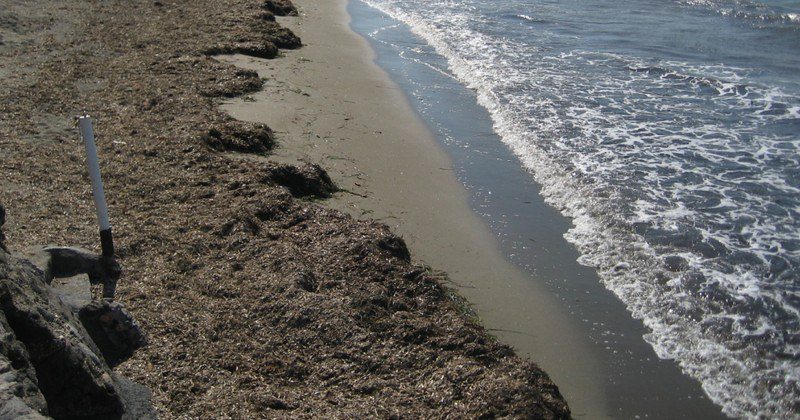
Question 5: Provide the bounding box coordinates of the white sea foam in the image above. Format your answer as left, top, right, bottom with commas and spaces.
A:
359, 0, 800, 417
679, 0, 800, 26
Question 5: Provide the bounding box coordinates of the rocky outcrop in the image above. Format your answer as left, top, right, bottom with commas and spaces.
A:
0, 314, 48, 419
0, 203, 152, 419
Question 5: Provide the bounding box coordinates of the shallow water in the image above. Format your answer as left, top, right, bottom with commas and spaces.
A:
350, 0, 799, 417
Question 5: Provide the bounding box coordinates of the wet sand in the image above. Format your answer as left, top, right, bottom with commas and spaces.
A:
219, 0, 611, 415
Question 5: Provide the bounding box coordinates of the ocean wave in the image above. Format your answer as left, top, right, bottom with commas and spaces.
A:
678, 0, 800, 28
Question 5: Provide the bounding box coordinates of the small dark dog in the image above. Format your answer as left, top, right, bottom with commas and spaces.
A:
41, 246, 121, 300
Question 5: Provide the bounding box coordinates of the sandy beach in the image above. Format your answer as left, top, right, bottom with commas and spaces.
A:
219, 0, 616, 415
0, 0, 570, 417
217, 1, 732, 417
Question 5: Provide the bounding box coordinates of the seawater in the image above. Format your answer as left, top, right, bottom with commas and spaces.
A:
353, 0, 800, 417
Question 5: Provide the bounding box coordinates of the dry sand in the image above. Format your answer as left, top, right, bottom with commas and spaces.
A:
221, 0, 610, 415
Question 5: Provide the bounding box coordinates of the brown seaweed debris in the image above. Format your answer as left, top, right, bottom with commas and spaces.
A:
205, 42, 279, 60
259, 22, 302, 49
0, 0, 570, 417
201, 61, 265, 98
262, 0, 299, 16
200, 120, 275, 154
261, 162, 338, 198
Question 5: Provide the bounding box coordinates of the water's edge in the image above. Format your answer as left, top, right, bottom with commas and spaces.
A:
348, 1, 727, 418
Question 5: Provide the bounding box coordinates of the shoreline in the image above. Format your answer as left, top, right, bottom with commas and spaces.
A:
219, 0, 728, 417
345, 2, 728, 418
0, 0, 570, 417
220, 0, 612, 415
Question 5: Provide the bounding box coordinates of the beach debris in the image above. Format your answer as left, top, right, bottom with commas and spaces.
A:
255, 22, 302, 49
201, 120, 275, 153
258, 10, 276, 21
201, 63, 264, 98
205, 41, 279, 60
261, 162, 338, 198
0, 0, 571, 416
205, 18, 301, 59
292, 268, 318, 292
261, 0, 298, 17
377, 235, 411, 262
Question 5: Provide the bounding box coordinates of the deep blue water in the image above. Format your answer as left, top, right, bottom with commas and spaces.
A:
355, 0, 800, 417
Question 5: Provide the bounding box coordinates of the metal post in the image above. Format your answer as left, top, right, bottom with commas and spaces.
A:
78, 116, 114, 257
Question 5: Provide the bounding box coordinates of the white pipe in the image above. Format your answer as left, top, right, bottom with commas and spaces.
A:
78, 116, 111, 232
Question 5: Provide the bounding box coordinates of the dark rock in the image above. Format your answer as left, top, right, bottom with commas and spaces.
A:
79, 300, 147, 368
261, 0, 298, 16
0, 313, 48, 418
262, 163, 337, 198
0, 216, 152, 418
113, 375, 157, 419
201, 121, 275, 154
0, 254, 124, 418
50, 275, 93, 311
